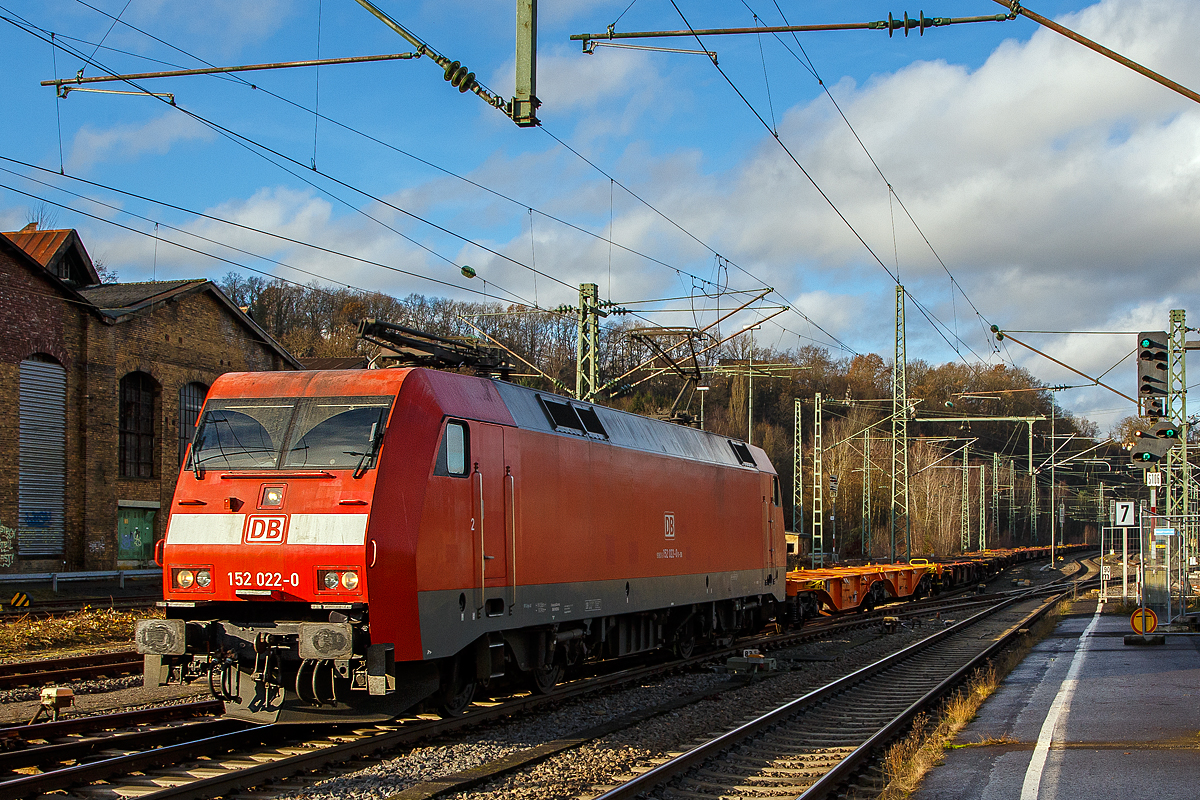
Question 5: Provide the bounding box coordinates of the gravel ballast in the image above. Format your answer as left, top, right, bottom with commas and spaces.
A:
263, 618, 939, 800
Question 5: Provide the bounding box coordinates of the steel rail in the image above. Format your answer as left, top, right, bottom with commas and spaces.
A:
0, 638, 765, 800
0, 718, 244, 774
0, 607, 947, 800
366, 564, 1097, 800
0, 725, 290, 800
0, 650, 136, 676
591, 592, 1032, 800
0, 650, 144, 690
0, 699, 221, 740
797, 592, 1064, 798
593, 579, 1079, 800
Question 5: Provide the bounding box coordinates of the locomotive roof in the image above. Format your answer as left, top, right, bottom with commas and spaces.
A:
491, 378, 775, 475
206, 368, 773, 475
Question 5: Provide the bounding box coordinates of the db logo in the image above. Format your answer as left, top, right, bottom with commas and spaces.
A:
244, 515, 288, 544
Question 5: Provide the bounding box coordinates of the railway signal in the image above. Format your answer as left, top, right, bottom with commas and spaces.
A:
1136, 331, 1169, 417
1129, 420, 1180, 463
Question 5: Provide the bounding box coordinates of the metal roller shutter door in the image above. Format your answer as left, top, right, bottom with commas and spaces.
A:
19, 359, 66, 557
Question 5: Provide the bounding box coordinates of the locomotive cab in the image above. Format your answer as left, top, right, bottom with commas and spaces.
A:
138, 372, 428, 723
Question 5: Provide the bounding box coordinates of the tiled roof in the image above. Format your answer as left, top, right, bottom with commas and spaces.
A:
78, 280, 205, 310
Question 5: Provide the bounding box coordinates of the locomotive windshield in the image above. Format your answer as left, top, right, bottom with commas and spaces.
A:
189, 396, 392, 472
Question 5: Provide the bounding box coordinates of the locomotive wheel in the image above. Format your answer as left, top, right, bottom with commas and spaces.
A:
529, 658, 564, 694
437, 678, 477, 717
674, 629, 697, 659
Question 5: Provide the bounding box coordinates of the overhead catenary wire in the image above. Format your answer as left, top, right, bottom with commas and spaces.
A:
0, 165, 531, 306
29, 0, 839, 357
540, 125, 857, 355
0, 183, 639, 373
49, 0, 777, 326
0, 178, 548, 313
0, 9, 580, 303
0, 151, 746, 349
750, 0, 1003, 368
664, 3, 902, 281
21, 1, 1032, 376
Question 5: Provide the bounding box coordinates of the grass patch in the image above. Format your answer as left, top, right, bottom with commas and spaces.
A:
0, 606, 161, 658
878, 598, 1068, 799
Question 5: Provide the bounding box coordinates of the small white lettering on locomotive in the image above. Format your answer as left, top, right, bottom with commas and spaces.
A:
585, 598, 602, 611
244, 515, 288, 544
664, 512, 675, 539
657, 548, 684, 559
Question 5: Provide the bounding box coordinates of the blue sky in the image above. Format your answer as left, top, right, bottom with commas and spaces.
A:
1, 0, 1198, 433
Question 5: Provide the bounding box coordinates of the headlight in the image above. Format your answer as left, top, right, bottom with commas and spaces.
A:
195, 569, 212, 588
175, 569, 195, 589
323, 571, 340, 590
341, 571, 359, 590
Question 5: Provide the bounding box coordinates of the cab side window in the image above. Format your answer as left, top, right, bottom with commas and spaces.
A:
434, 420, 470, 477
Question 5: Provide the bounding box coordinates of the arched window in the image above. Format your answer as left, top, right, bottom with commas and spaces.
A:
119, 372, 158, 478
178, 382, 208, 467
19, 355, 65, 557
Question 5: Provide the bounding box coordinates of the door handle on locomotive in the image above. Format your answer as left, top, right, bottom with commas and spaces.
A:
368, 539, 378, 568
153, 537, 165, 567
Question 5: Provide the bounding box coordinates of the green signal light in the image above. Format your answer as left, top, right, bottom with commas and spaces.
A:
1141, 338, 1152, 348
1139, 452, 1153, 460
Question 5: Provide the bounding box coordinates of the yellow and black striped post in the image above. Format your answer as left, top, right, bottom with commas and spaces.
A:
9, 592, 30, 609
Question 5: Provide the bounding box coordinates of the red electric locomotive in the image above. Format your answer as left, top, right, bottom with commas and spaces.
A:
137, 367, 785, 723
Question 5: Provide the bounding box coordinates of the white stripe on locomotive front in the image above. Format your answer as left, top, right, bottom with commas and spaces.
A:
167, 514, 244, 544
286, 514, 367, 546
165, 513, 368, 546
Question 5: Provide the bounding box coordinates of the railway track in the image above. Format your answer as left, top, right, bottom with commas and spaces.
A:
585, 563, 1097, 800
0, 599, 970, 800
0, 555, 1093, 800
0, 650, 144, 691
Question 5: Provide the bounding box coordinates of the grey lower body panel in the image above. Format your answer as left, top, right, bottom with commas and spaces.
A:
416, 569, 783, 658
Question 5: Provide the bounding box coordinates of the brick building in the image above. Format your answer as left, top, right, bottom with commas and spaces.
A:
0, 225, 300, 573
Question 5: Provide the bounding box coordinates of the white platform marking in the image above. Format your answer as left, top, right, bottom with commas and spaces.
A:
1019, 599, 1104, 800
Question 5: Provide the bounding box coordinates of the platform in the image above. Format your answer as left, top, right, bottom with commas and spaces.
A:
913, 598, 1200, 800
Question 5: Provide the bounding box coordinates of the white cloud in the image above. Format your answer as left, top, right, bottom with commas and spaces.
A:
123, 0, 295, 58
67, 113, 215, 172
597, 0, 1200, 362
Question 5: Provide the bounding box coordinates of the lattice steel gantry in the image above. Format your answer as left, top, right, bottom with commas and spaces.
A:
961, 440, 971, 553
793, 398, 803, 543
891, 285, 910, 562
575, 283, 600, 401
812, 393, 825, 566
1166, 309, 1189, 549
